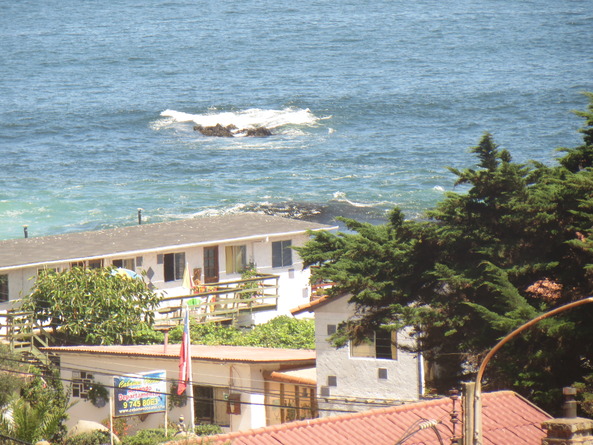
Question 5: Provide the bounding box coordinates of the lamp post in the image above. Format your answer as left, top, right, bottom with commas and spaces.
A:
472, 296, 593, 445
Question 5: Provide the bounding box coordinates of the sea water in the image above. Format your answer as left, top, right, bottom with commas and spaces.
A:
1, 0, 592, 239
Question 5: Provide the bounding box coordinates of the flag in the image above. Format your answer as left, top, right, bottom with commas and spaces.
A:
177, 310, 191, 395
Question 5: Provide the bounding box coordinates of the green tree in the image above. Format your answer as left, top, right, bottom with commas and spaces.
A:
297, 93, 593, 413
21, 267, 162, 345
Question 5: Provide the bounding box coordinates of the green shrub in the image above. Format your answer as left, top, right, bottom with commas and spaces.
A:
169, 316, 315, 349
64, 430, 111, 445
194, 424, 223, 436
121, 428, 173, 445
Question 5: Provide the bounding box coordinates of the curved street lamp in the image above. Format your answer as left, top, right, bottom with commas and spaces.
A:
472, 296, 593, 445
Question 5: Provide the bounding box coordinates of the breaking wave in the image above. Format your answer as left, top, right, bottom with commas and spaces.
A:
158, 107, 325, 132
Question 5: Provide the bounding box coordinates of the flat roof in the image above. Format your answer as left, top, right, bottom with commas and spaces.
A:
42, 343, 316, 365
0, 213, 336, 270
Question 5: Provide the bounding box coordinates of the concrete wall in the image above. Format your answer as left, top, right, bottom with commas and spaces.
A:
314, 296, 422, 417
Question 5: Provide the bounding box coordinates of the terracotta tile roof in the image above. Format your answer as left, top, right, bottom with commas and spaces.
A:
0, 213, 337, 269
264, 367, 317, 386
42, 344, 315, 365
290, 295, 332, 315
190, 391, 549, 445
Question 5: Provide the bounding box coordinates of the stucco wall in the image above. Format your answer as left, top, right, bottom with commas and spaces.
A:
56, 351, 276, 434
314, 296, 421, 417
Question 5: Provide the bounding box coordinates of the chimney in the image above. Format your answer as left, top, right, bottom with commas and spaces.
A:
541, 387, 593, 444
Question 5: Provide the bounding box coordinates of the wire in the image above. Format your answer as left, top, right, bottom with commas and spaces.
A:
0, 352, 419, 410
0, 365, 358, 415
394, 419, 445, 445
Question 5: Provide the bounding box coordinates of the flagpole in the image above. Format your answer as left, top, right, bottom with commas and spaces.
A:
186, 307, 195, 433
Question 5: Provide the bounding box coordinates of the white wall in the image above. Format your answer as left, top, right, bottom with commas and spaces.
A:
314, 296, 421, 417
2, 232, 314, 325
56, 352, 273, 434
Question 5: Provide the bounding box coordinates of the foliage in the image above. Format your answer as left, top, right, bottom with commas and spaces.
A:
296, 93, 593, 414
121, 428, 172, 445
119, 426, 222, 445
169, 316, 315, 349
88, 382, 109, 408
169, 383, 187, 408
194, 423, 223, 436
22, 266, 162, 345
64, 430, 111, 445
239, 262, 262, 299
0, 364, 70, 443
0, 345, 28, 408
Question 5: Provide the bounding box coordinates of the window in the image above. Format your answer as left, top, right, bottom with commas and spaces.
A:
0, 275, 8, 302
272, 240, 292, 268
266, 383, 318, 425
112, 258, 135, 270
72, 371, 94, 399
225, 245, 246, 274
194, 385, 230, 426
69, 260, 103, 269
351, 330, 398, 360
164, 252, 185, 282
87, 259, 103, 269
327, 324, 337, 336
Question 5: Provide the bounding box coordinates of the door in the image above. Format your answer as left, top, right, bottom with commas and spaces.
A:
203, 246, 219, 283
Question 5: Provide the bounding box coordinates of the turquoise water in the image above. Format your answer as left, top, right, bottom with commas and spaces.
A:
1, 0, 592, 239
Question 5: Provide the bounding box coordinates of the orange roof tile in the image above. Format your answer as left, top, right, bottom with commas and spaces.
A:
264, 368, 316, 386
42, 344, 315, 365
184, 391, 549, 445
290, 295, 332, 315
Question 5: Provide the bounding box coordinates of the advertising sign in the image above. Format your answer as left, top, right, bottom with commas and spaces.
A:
114, 370, 166, 417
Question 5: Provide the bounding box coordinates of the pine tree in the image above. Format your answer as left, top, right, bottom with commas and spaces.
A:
298, 93, 593, 413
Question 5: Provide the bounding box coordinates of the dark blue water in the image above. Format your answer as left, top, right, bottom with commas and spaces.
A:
1, 0, 592, 239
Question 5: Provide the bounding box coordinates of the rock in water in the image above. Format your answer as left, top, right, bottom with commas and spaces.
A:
193, 124, 235, 137
194, 124, 272, 137
244, 127, 272, 137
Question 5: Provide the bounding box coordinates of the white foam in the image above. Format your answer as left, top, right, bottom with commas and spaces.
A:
330, 192, 375, 208
159, 107, 322, 131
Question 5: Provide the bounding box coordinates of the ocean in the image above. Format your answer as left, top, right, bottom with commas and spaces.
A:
1, 0, 592, 240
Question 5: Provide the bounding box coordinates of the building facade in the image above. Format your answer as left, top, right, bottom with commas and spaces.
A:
293, 294, 423, 417
42, 344, 316, 434
0, 213, 336, 324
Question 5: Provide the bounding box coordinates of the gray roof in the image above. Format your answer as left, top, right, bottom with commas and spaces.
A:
0, 213, 336, 270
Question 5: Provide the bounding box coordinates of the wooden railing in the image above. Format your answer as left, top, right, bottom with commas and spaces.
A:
156, 273, 280, 328
0, 310, 53, 366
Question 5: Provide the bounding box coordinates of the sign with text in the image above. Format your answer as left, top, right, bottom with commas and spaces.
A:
114, 370, 166, 417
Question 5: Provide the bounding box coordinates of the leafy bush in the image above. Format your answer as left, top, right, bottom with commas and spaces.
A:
168, 316, 315, 349
64, 430, 111, 445
194, 424, 223, 436
121, 428, 173, 445
120, 425, 222, 445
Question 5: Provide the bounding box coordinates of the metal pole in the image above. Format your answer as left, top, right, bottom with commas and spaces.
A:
473, 296, 593, 445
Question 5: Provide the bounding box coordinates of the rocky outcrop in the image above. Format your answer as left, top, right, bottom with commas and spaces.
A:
244, 127, 272, 137
193, 124, 272, 137
194, 124, 235, 137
